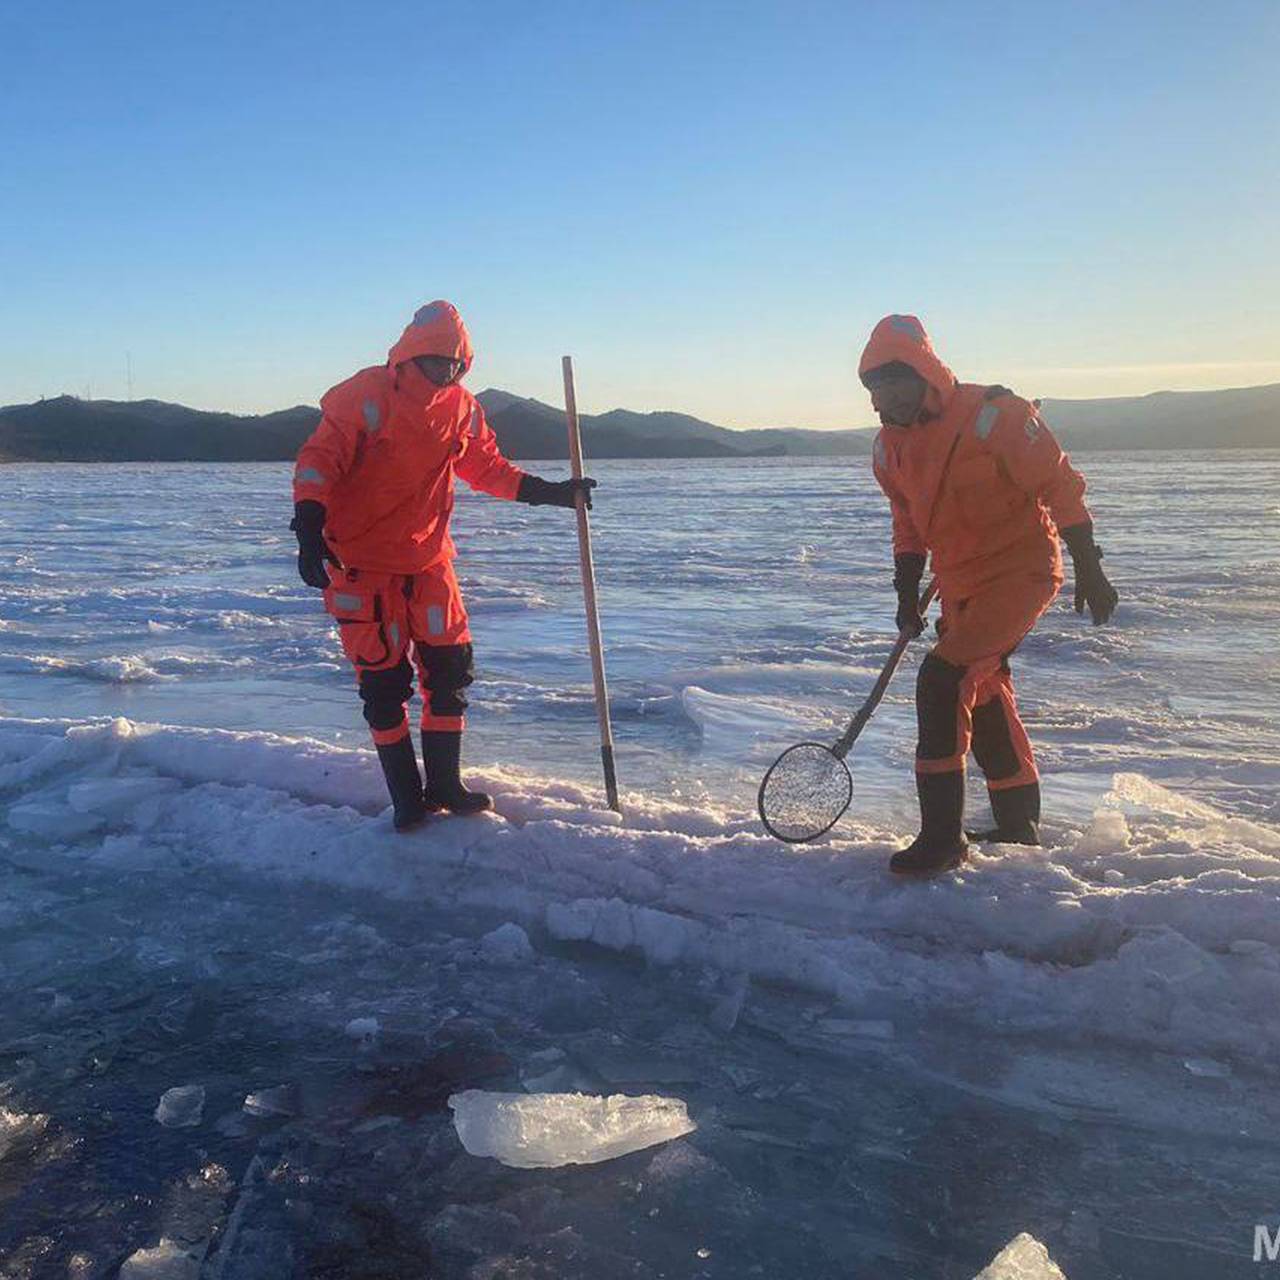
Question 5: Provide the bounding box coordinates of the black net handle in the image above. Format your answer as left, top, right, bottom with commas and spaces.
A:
832, 578, 938, 760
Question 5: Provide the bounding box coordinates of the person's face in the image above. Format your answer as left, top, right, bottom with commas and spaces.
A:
414, 354, 466, 387
863, 365, 928, 427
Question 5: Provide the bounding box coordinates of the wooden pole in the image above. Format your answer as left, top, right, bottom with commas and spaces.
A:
562, 355, 620, 812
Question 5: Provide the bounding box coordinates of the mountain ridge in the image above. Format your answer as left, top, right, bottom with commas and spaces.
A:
1, 382, 1277, 462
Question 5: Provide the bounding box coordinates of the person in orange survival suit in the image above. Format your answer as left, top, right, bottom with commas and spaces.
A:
290, 300, 596, 832
860, 314, 1118, 875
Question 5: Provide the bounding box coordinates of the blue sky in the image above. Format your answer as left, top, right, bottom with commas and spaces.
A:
2, 0, 1276, 427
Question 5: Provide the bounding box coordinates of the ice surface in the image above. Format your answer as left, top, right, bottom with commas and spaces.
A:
973, 1232, 1067, 1278
448, 1090, 696, 1168
3, 457, 1280, 1274
154, 1085, 204, 1129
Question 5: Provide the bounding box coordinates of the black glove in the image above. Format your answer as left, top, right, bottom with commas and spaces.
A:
1061, 522, 1117, 625
893, 552, 927, 637
290, 500, 341, 589
516, 475, 598, 510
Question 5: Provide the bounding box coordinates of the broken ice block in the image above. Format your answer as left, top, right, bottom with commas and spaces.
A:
7, 800, 105, 841
118, 1238, 202, 1279
480, 922, 534, 964
243, 1084, 300, 1117
974, 1232, 1068, 1279
448, 1090, 695, 1169
154, 1085, 205, 1129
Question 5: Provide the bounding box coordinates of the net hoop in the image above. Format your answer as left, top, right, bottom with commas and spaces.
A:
757, 741, 854, 844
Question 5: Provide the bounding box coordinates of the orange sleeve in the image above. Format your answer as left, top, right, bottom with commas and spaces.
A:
988, 402, 1091, 532
293, 389, 363, 505
872, 432, 926, 557
454, 399, 525, 500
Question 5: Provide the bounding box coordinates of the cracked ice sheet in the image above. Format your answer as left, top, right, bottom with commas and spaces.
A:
6, 714, 1280, 1068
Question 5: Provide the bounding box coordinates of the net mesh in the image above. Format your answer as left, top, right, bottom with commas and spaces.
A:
757, 742, 853, 843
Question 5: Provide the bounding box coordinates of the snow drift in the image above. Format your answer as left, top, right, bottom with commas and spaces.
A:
4, 714, 1280, 1071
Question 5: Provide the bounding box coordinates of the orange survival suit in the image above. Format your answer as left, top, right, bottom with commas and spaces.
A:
290, 301, 594, 831
861, 313, 1110, 869
293, 300, 526, 743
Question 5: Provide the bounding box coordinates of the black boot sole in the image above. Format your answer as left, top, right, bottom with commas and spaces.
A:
393, 808, 429, 833
423, 793, 493, 816
889, 852, 968, 877
965, 828, 1040, 846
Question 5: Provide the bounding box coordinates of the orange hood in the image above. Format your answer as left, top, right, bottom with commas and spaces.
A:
387, 300, 474, 371
858, 314, 957, 414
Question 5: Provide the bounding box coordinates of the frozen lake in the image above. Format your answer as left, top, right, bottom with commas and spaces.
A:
2, 453, 1279, 1277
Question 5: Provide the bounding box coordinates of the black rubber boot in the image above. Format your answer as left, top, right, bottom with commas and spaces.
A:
967, 781, 1041, 846
421, 730, 492, 815
890, 771, 969, 876
376, 736, 428, 832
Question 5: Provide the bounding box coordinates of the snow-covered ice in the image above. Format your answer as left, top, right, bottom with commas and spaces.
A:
448, 1089, 696, 1168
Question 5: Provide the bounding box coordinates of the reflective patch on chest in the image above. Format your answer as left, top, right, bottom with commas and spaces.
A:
974, 404, 999, 440
362, 399, 382, 432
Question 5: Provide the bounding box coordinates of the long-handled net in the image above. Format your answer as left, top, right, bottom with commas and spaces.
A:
757, 742, 853, 843
757, 580, 938, 843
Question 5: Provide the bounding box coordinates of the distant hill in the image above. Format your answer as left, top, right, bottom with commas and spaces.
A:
1039, 384, 1280, 451
1, 382, 1277, 463
0, 396, 320, 462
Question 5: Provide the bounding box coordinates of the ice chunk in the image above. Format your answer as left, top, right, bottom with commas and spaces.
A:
1183, 1057, 1232, 1079
154, 1086, 205, 1129
118, 1238, 202, 1279
1073, 808, 1130, 857
973, 1232, 1067, 1279
243, 1084, 300, 1118
7, 800, 104, 841
709, 972, 749, 1034
67, 774, 180, 819
680, 686, 809, 757
480, 922, 534, 964
344, 1016, 381, 1042
448, 1089, 696, 1169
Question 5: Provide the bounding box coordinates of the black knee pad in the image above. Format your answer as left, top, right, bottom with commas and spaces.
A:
971, 697, 1021, 781
358, 657, 414, 731
916, 653, 965, 761
416, 642, 475, 719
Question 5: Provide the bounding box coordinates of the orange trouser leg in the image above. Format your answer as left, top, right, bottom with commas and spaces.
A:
969, 665, 1039, 790
405, 560, 473, 732
322, 567, 414, 745
915, 574, 1058, 778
